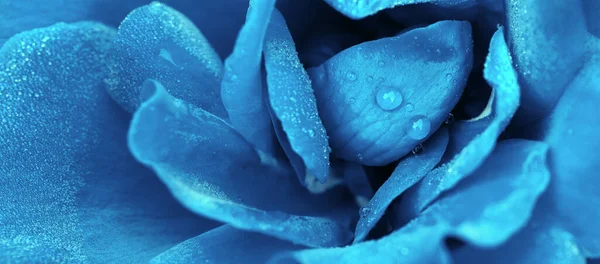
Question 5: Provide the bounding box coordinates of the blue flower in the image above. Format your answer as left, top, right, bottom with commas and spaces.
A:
0, 0, 598, 263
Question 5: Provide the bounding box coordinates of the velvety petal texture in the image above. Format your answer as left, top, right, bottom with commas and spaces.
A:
399, 28, 520, 216
151, 225, 305, 264
128, 80, 355, 247
0, 22, 215, 263
542, 54, 600, 257
353, 128, 449, 243
265, 9, 331, 183
505, 0, 588, 122
221, 0, 277, 154
309, 20, 473, 166
276, 139, 550, 263
106, 2, 227, 118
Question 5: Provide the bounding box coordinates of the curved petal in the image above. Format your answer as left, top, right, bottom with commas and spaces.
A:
399, 27, 520, 216
221, 0, 277, 154
0, 22, 215, 263
106, 2, 227, 118
275, 139, 549, 263
128, 80, 355, 247
265, 9, 331, 183
308, 20, 472, 166
151, 225, 305, 264
321, 0, 473, 19
505, 0, 588, 122
353, 128, 449, 243
542, 54, 600, 257
452, 212, 586, 264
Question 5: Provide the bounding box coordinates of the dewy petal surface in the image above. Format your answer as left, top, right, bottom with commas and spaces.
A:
221, 0, 277, 154
128, 81, 355, 247
106, 2, 227, 118
309, 20, 472, 166
542, 53, 600, 257
452, 209, 587, 264
353, 128, 449, 243
505, 0, 588, 122
151, 225, 305, 264
265, 9, 331, 183
400, 27, 519, 216
321, 0, 473, 19
0, 22, 215, 263
274, 139, 550, 264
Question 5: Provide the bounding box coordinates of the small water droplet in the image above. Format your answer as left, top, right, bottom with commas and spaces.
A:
346, 72, 357, 81
400, 247, 410, 256
444, 113, 454, 125
378, 61, 385, 67
412, 144, 424, 155
349, 97, 356, 104
405, 103, 414, 112
307, 129, 315, 138
407, 116, 431, 140
445, 73, 452, 79
366, 76, 374, 83
376, 86, 403, 111
357, 153, 364, 162
360, 207, 371, 217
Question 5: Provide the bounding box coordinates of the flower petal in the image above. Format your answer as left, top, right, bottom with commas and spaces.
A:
0, 22, 215, 263
334, 161, 374, 205
106, 2, 227, 118
276, 139, 550, 263
265, 9, 331, 183
308, 20, 472, 166
151, 225, 305, 264
353, 127, 449, 243
128, 80, 355, 247
399, 27, 520, 216
221, 0, 277, 154
542, 54, 600, 257
505, 0, 588, 122
321, 0, 473, 19
452, 212, 586, 264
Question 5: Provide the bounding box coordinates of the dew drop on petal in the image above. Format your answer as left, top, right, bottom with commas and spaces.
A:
411, 143, 424, 155
346, 71, 357, 81
376, 86, 403, 111
444, 113, 455, 125
405, 103, 414, 112
407, 115, 430, 140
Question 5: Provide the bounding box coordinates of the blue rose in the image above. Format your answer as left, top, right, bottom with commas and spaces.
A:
0, 0, 598, 263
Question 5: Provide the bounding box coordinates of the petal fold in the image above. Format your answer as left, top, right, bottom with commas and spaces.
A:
106, 2, 227, 118
309, 20, 472, 166
0, 22, 214, 263
129, 80, 355, 247
265, 9, 331, 183
221, 0, 277, 154
400, 27, 519, 216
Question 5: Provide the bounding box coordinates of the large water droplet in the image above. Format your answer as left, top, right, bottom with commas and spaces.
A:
407, 116, 430, 140
376, 86, 403, 111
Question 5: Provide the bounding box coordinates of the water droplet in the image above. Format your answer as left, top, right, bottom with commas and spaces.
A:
307, 129, 315, 138
445, 73, 452, 79
357, 153, 364, 162
444, 113, 454, 125
378, 60, 385, 67
407, 116, 431, 140
346, 72, 357, 81
366, 76, 374, 83
376, 86, 403, 111
349, 97, 356, 104
360, 207, 371, 217
400, 247, 410, 256
412, 144, 424, 155
405, 103, 414, 112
